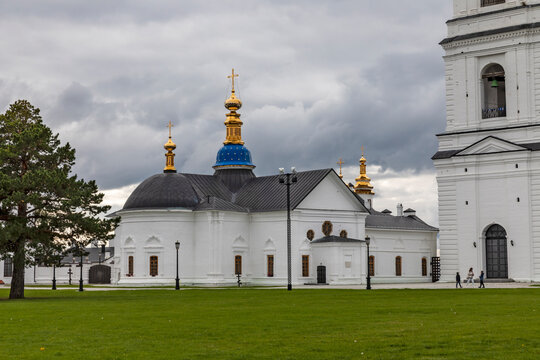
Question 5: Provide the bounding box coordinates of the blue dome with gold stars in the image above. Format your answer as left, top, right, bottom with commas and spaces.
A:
214, 144, 255, 169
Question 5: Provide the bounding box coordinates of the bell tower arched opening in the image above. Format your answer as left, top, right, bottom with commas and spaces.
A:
481, 64, 506, 119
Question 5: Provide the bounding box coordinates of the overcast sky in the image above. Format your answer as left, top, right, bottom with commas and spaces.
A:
0, 0, 452, 225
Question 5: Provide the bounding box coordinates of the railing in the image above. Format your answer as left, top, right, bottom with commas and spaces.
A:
481, 0, 505, 7
482, 107, 506, 119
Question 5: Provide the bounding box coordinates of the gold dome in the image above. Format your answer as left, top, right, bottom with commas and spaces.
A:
164, 137, 176, 151
354, 150, 374, 195
224, 92, 242, 111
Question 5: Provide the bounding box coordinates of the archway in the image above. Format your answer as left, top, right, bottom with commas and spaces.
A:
485, 224, 508, 279
481, 64, 506, 119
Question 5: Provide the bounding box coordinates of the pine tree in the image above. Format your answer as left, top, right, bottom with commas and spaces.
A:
0, 100, 119, 299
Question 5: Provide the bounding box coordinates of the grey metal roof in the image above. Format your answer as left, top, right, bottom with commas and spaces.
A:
183, 173, 233, 202
432, 139, 540, 160
61, 247, 115, 264
311, 235, 364, 244
233, 169, 338, 212
193, 196, 248, 212
123, 173, 199, 210
440, 22, 540, 45
366, 213, 438, 231
119, 168, 367, 214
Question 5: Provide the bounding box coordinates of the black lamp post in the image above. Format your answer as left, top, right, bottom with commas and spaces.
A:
79, 250, 84, 292
365, 236, 371, 290
279, 167, 297, 291
175, 241, 180, 290
52, 264, 57, 290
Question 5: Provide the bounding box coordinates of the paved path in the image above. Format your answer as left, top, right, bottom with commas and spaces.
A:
1, 281, 536, 291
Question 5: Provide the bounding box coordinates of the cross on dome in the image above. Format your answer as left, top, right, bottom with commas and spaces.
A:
227, 68, 239, 93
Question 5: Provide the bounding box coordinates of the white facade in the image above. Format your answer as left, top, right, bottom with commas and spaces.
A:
434, 0, 540, 282
110, 172, 370, 286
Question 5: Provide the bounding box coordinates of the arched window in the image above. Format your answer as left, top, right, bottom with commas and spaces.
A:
302, 255, 309, 277
267, 255, 274, 277
395, 256, 402, 276
149, 256, 158, 277
369, 255, 375, 277
422, 257, 427, 276
482, 64, 506, 119
3, 257, 13, 277
128, 256, 134, 276
235, 255, 242, 275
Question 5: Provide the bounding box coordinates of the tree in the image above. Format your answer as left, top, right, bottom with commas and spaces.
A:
0, 100, 119, 299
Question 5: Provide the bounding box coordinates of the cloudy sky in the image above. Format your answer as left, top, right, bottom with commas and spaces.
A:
0, 0, 452, 225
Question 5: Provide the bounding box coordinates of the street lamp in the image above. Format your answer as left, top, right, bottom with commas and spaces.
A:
175, 241, 180, 290
278, 167, 298, 291
365, 236, 371, 290
79, 249, 84, 292
52, 263, 57, 290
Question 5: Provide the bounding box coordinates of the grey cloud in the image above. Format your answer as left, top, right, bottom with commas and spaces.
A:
0, 0, 452, 191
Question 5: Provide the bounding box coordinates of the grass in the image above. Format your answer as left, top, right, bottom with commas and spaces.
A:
0, 288, 538, 359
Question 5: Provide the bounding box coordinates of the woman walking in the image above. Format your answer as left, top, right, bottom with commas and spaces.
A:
466, 267, 474, 286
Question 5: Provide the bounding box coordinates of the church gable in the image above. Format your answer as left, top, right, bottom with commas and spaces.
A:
296, 172, 366, 212
456, 136, 527, 156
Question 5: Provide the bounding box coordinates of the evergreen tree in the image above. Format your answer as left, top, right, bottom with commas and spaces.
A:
0, 100, 119, 299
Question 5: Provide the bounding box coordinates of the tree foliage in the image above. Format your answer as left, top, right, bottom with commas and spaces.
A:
0, 100, 119, 299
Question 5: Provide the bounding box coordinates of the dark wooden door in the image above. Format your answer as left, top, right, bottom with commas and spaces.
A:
485, 224, 508, 279
317, 265, 326, 284
89, 265, 111, 284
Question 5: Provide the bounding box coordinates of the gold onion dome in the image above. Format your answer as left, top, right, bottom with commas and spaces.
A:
354, 150, 374, 195
224, 92, 242, 110
164, 137, 176, 151
164, 120, 177, 173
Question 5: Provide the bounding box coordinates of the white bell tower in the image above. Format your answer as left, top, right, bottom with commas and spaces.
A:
434, 0, 540, 282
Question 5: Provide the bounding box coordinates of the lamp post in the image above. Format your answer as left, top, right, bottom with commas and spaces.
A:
175, 241, 180, 290
278, 167, 298, 291
52, 264, 57, 290
79, 249, 84, 292
365, 236, 371, 290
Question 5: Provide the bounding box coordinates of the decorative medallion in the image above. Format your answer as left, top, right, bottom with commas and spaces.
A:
307, 229, 315, 241
340, 230, 348, 238
322, 221, 333, 236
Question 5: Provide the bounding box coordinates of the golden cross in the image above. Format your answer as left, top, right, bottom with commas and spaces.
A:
361, 145, 364, 157
336, 158, 344, 176
227, 68, 239, 92
167, 120, 173, 138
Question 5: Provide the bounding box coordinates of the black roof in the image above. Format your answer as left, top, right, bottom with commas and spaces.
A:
312, 235, 364, 244
61, 247, 115, 264
366, 212, 438, 232
119, 168, 366, 213
441, 22, 540, 45
123, 173, 199, 210
432, 138, 540, 160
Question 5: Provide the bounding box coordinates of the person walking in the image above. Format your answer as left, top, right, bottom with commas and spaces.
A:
456, 272, 462, 288
466, 267, 474, 286
479, 270, 485, 288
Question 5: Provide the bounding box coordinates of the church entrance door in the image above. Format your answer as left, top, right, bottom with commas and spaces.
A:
317, 265, 326, 284
485, 224, 508, 279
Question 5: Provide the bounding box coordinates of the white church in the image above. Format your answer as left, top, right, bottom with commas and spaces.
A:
0, 71, 438, 287
103, 73, 438, 286
434, 0, 540, 282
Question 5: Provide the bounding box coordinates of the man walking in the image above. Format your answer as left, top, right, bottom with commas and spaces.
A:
479, 270, 485, 288
456, 272, 462, 288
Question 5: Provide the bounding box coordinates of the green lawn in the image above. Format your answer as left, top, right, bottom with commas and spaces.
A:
0, 288, 538, 359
